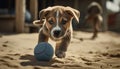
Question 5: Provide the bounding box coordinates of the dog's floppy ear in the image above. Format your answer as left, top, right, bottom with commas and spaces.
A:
33, 7, 52, 26
39, 7, 52, 21
65, 7, 80, 22
33, 19, 45, 27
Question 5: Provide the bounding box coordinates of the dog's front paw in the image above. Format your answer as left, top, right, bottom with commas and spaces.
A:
55, 50, 66, 58
91, 35, 97, 40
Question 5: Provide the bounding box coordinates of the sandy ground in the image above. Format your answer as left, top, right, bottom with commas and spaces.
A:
0, 31, 120, 69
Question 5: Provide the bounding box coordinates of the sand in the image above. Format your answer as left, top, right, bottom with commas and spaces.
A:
0, 31, 120, 69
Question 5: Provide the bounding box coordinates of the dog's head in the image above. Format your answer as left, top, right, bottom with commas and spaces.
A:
33, 6, 80, 41
87, 2, 103, 15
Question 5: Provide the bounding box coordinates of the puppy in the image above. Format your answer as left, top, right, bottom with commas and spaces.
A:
33, 6, 80, 58
85, 2, 103, 39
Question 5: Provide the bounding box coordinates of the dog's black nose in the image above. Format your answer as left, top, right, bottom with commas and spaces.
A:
53, 30, 61, 37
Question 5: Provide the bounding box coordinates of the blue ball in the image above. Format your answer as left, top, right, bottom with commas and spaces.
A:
34, 42, 54, 61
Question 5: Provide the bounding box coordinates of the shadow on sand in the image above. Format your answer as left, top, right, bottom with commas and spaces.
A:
19, 54, 63, 67
19, 54, 55, 66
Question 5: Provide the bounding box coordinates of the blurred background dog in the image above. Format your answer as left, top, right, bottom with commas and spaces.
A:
85, 2, 103, 39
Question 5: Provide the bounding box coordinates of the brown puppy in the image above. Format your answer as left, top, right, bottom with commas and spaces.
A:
33, 6, 80, 58
85, 2, 103, 39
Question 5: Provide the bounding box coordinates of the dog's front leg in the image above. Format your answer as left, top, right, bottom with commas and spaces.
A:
92, 17, 100, 39
38, 29, 49, 43
55, 33, 71, 58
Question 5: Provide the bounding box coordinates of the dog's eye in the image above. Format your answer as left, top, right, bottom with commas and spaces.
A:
62, 19, 67, 25
48, 20, 54, 25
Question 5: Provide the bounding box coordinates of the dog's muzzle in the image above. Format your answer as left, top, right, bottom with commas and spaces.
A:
53, 30, 61, 38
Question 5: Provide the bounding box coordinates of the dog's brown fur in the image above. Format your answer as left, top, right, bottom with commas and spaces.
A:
33, 6, 80, 58
85, 2, 103, 39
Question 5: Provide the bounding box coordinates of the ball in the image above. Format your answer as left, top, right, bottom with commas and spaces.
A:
34, 42, 54, 61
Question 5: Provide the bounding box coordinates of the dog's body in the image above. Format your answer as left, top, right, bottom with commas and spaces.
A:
85, 2, 103, 39
33, 6, 80, 58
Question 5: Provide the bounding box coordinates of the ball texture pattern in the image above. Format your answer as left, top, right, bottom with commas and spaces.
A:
34, 42, 54, 61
